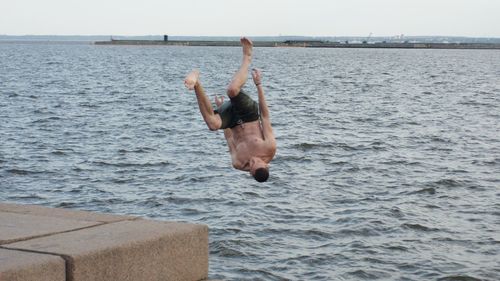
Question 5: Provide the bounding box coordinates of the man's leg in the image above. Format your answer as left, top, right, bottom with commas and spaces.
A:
226, 37, 253, 98
184, 70, 222, 131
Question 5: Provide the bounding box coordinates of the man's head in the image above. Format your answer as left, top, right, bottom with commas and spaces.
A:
253, 167, 269, 182
250, 157, 269, 182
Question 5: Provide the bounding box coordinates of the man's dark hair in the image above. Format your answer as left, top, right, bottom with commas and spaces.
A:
253, 168, 269, 182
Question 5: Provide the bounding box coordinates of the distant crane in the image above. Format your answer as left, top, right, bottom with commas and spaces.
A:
362, 32, 372, 44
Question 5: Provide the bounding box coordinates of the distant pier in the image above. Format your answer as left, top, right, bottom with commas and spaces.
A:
94, 39, 500, 50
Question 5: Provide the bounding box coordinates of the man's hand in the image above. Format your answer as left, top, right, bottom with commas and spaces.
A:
214, 95, 224, 107
252, 68, 262, 86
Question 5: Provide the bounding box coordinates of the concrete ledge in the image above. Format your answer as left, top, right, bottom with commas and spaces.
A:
0, 212, 99, 245
0, 248, 65, 281
0, 203, 209, 281
0, 203, 137, 223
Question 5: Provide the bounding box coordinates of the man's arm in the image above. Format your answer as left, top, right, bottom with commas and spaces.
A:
184, 70, 222, 131
252, 69, 275, 143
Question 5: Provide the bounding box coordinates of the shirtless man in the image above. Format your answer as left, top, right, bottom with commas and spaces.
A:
184, 37, 276, 182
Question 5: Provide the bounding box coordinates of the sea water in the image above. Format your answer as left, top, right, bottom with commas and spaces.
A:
1, 42, 499, 280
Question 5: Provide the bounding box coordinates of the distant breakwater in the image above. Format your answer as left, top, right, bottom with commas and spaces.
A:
94, 40, 500, 49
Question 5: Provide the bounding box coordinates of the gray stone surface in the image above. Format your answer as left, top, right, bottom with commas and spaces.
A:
0, 203, 136, 223
0, 248, 65, 281
0, 211, 98, 245
6, 220, 209, 281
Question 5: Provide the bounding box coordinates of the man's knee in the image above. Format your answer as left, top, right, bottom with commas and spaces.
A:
207, 123, 219, 131
206, 116, 222, 131
226, 85, 240, 98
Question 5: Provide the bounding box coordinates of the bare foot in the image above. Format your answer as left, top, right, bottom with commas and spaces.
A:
240, 37, 253, 57
184, 69, 200, 90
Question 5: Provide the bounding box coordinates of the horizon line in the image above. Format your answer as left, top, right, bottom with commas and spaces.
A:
1, 34, 500, 39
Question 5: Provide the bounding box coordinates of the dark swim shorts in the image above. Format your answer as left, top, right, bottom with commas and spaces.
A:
215, 90, 259, 129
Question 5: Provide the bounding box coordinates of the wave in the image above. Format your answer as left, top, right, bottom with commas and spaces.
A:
142, 195, 224, 205
180, 208, 207, 215
379, 159, 421, 166
6, 168, 46, 175
210, 240, 250, 257
92, 160, 170, 168
407, 187, 437, 195
337, 227, 383, 237
241, 191, 262, 198
458, 100, 496, 107
292, 142, 334, 151
79, 102, 99, 108
433, 178, 469, 188
117, 147, 155, 154
55, 201, 79, 208
401, 223, 440, 232
171, 174, 222, 183
45, 61, 63, 65
234, 267, 290, 281
471, 158, 500, 166
383, 245, 409, 252
111, 178, 132, 184
292, 142, 368, 152
8, 194, 45, 200
51, 150, 69, 156
346, 269, 391, 280
429, 136, 452, 143
89, 197, 133, 205
437, 275, 482, 281
31, 116, 62, 123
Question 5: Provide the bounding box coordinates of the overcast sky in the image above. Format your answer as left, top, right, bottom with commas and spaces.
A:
1, 0, 499, 37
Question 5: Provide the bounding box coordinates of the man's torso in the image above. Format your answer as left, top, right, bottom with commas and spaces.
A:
229, 120, 274, 170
